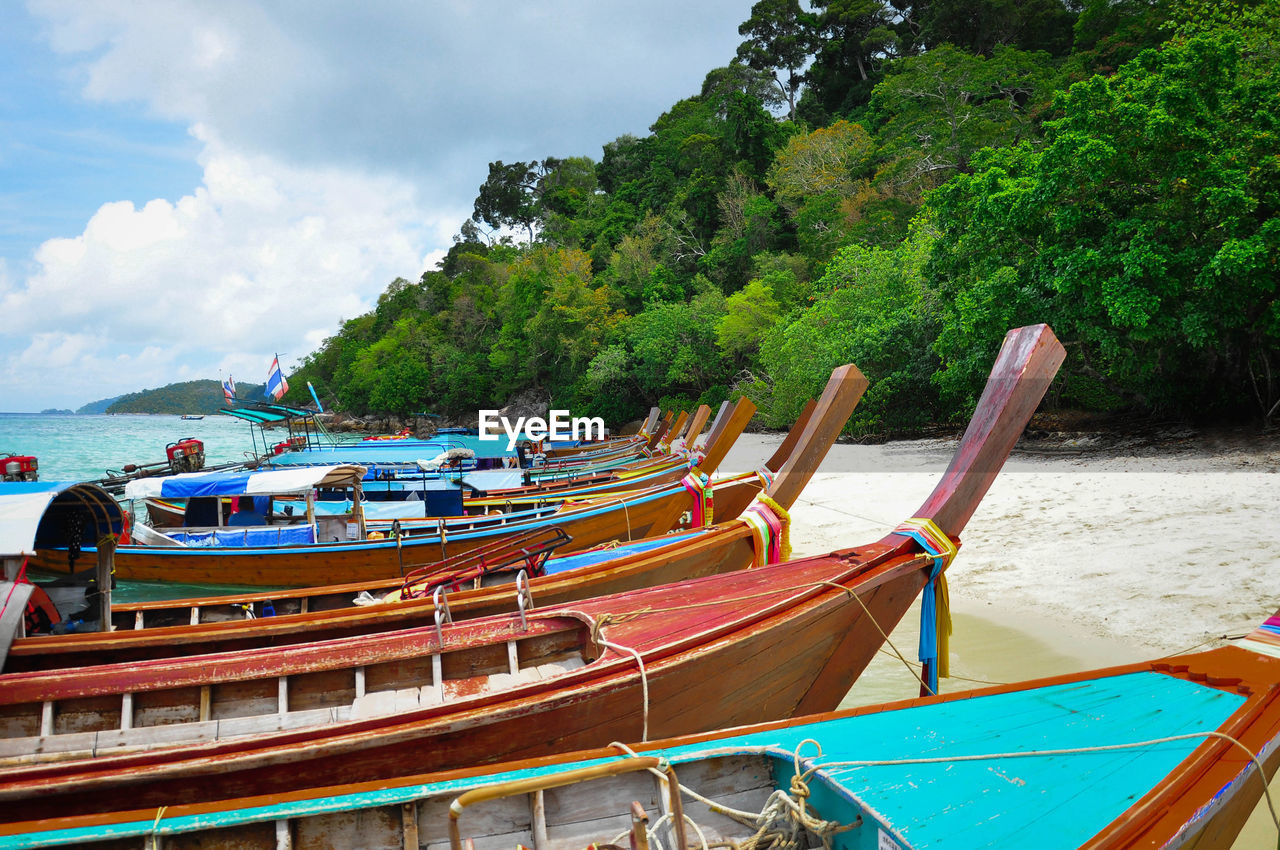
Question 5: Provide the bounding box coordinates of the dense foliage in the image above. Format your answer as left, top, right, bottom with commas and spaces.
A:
107, 381, 267, 415
287, 0, 1280, 432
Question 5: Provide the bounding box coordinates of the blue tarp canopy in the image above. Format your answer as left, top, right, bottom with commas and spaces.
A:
123, 465, 366, 501
0, 482, 124, 556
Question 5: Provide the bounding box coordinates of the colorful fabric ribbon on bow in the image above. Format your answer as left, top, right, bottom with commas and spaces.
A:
740, 495, 792, 567
892, 517, 957, 695
680, 472, 714, 528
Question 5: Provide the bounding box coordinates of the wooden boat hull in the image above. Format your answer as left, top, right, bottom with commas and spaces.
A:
5, 519, 765, 670
0, 325, 1064, 827
28, 480, 700, 586
3, 639, 1271, 849
0, 542, 936, 822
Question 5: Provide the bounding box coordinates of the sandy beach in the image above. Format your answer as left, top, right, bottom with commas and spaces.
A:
719, 428, 1280, 847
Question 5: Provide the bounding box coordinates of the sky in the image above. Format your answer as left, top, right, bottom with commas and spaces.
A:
0, 0, 750, 411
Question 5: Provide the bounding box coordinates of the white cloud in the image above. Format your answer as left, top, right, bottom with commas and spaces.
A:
10, 0, 749, 408
29, 0, 748, 195
1, 129, 465, 407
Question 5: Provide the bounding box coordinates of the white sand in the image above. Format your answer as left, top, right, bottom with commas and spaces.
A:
718, 431, 1280, 848
721, 431, 1280, 656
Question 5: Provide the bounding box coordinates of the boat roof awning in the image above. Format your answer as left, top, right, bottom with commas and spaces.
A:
219, 402, 318, 425
0, 482, 124, 557
124, 464, 367, 500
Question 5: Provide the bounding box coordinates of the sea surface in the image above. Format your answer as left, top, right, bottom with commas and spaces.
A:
2, 412, 290, 601
0, 412, 274, 482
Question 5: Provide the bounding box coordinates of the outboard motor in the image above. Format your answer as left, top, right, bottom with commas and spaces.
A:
166, 438, 206, 474
0, 455, 38, 482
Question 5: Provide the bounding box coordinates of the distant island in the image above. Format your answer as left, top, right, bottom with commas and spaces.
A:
40, 408, 74, 415
76, 395, 122, 415
80, 380, 268, 415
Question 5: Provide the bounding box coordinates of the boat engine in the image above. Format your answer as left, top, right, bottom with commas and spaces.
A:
166, 438, 205, 474
0, 454, 38, 482
272, 435, 306, 455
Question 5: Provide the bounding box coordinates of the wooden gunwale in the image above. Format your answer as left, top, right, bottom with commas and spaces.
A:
540, 434, 643, 459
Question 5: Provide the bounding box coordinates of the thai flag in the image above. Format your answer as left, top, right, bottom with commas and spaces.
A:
266, 356, 289, 401
222, 376, 236, 404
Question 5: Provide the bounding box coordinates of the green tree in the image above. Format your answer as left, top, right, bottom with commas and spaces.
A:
472, 160, 542, 241
871, 44, 1059, 192
918, 0, 1077, 57
799, 0, 904, 123
491, 247, 622, 394
701, 63, 788, 115
751, 216, 941, 432
928, 15, 1280, 418
736, 0, 819, 120
589, 291, 731, 406
717, 278, 782, 359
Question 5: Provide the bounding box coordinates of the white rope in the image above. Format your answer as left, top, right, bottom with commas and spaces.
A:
832, 582, 934, 696
599, 639, 649, 741
607, 740, 857, 849
610, 742, 767, 825
793, 497, 894, 529
603, 497, 634, 542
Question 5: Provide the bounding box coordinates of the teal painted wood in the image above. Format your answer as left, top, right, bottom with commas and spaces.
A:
780, 671, 1246, 848
0, 671, 1245, 849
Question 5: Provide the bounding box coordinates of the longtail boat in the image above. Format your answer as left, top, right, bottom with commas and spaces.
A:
141, 403, 727, 529
0, 324, 1064, 821
6, 609, 1272, 848
2, 373, 858, 671
0, 482, 124, 664
24, 402, 758, 588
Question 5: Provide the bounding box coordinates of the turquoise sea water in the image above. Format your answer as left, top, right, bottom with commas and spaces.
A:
1, 413, 282, 601
0, 412, 265, 483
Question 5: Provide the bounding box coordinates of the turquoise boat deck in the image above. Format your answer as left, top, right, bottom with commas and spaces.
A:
7, 670, 1246, 848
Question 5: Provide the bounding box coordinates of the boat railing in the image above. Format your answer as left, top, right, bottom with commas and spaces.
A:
447, 757, 686, 850
398, 525, 573, 597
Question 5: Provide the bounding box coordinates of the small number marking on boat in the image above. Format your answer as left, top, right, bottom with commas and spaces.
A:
879, 831, 904, 850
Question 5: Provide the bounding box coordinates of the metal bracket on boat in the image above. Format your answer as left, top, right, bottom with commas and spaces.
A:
433, 585, 452, 645
515, 569, 534, 630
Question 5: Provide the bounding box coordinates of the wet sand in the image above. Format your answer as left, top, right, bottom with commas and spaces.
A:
717, 431, 1280, 847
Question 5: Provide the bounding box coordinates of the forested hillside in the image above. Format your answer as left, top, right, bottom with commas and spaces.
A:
76, 396, 122, 415
106, 381, 267, 415
287, 0, 1279, 433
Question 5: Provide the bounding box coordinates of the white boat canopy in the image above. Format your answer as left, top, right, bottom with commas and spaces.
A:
0, 482, 124, 557
124, 464, 367, 501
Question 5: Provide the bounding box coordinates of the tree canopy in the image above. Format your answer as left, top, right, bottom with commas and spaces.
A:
286, 0, 1280, 432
